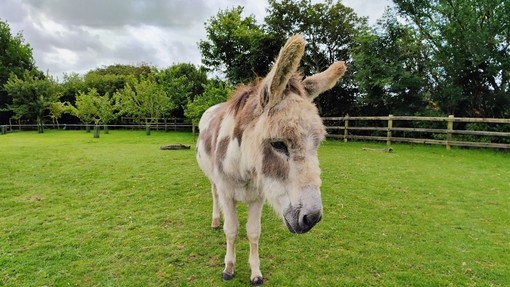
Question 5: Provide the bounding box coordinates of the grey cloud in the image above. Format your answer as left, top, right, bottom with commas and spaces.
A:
1, 0, 389, 78
23, 0, 211, 28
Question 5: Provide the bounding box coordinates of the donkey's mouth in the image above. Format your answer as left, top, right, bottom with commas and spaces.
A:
284, 217, 300, 233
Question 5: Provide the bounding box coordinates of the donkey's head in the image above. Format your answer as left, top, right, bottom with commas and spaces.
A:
247, 35, 346, 234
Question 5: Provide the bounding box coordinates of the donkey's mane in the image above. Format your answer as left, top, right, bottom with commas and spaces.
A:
228, 79, 261, 116
227, 75, 305, 117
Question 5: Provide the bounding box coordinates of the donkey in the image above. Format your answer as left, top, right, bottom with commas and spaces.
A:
196, 34, 346, 285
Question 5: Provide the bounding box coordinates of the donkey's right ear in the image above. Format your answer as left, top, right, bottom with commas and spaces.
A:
302, 61, 347, 100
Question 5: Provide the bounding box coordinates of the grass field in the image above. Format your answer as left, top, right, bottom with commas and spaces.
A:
1, 130, 509, 286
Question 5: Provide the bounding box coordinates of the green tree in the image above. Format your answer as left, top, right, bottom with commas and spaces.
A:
0, 19, 38, 124
199, 6, 280, 84
156, 63, 207, 117
116, 75, 175, 135
394, 0, 510, 117
72, 89, 100, 129
185, 79, 231, 125
59, 72, 87, 124
264, 0, 367, 116
48, 101, 74, 128
352, 10, 429, 115
71, 89, 118, 137
4, 70, 61, 133
84, 64, 153, 96
61, 73, 86, 103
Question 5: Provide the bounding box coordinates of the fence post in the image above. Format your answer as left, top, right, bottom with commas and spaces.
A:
192, 122, 196, 143
387, 114, 393, 146
1, 125, 6, 135
343, 114, 349, 142
446, 115, 454, 149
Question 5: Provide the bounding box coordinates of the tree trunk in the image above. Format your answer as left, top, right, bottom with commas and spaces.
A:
93, 125, 100, 138
37, 116, 44, 133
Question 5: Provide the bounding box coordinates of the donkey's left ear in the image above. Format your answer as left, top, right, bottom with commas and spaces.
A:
302, 61, 347, 100
263, 34, 305, 108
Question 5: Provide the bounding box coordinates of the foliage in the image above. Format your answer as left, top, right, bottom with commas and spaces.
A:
3, 69, 61, 133
199, 1, 367, 116
84, 64, 153, 96
394, 0, 510, 117
48, 101, 73, 127
71, 88, 117, 126
60, 73, 86, 104
0, 19, 38, 124
115, 74, 175, 131
1, 131, 509, 286
352, 10, 428, 115
199, 7, 280, 84
156, 63, 207, 117
184, 79, 231, 125
264, 0, 367, 116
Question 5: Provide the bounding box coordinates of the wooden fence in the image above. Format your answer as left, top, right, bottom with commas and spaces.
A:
1, 117, 192, 133
322, 115, 510, 149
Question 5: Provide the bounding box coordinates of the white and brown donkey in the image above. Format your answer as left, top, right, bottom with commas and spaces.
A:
196, 34, 346, 285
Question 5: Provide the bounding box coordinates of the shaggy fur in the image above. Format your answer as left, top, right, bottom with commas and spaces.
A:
196, 34, 346, 285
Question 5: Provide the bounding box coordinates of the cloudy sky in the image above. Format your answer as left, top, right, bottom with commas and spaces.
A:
0, 0, 392, 79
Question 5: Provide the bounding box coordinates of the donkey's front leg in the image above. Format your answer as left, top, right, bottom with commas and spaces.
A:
222, 198, 238, 280
247, 200, 264, 286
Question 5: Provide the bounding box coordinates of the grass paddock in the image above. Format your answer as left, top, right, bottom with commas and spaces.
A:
1, 130, 509, 286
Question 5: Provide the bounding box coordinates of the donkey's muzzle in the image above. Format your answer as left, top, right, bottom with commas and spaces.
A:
284, 207, 322, 234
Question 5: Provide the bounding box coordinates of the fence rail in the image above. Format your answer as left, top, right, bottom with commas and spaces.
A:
0, 118, 193, 134
322, 115, 510, 149
3, 115, 510, 150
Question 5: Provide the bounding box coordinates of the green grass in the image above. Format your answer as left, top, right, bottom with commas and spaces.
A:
1, 130, 509, 286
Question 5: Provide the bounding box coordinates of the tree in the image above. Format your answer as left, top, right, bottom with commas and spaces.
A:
116, 75, 175, 135
264, 0, 367, 116
84, 64, 153, 96
60, 72, 87, 124
394, 0, 510, 117
71, 89, 118, 137
352, 10, 429, 115
199, 7, 280, 84
48, 101, 73, 128
185, 79, 232, 126
4, 70, 62, 133
61, 73, 86, 103
0, 19, 38, 124
72, 89, 100, 132
156, 63, 207, 117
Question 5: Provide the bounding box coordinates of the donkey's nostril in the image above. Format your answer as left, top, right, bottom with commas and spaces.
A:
302, 211, 322, 232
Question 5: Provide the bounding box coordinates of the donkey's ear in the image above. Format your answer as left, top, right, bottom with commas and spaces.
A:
263, 34, 305, 108
302, 61, 347, 100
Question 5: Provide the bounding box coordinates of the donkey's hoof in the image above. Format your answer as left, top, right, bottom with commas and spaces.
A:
221, 272, 234, 281
211, 218, 221, 229
251, 276, 264, 286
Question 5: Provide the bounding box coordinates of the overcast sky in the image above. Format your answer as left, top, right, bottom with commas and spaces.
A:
0, 0, 392, 79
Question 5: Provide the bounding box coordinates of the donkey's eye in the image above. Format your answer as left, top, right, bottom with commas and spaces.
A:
270, 141, 289, 157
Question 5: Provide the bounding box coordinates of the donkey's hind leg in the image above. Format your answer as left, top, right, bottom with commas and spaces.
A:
211, 183, 221, 229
